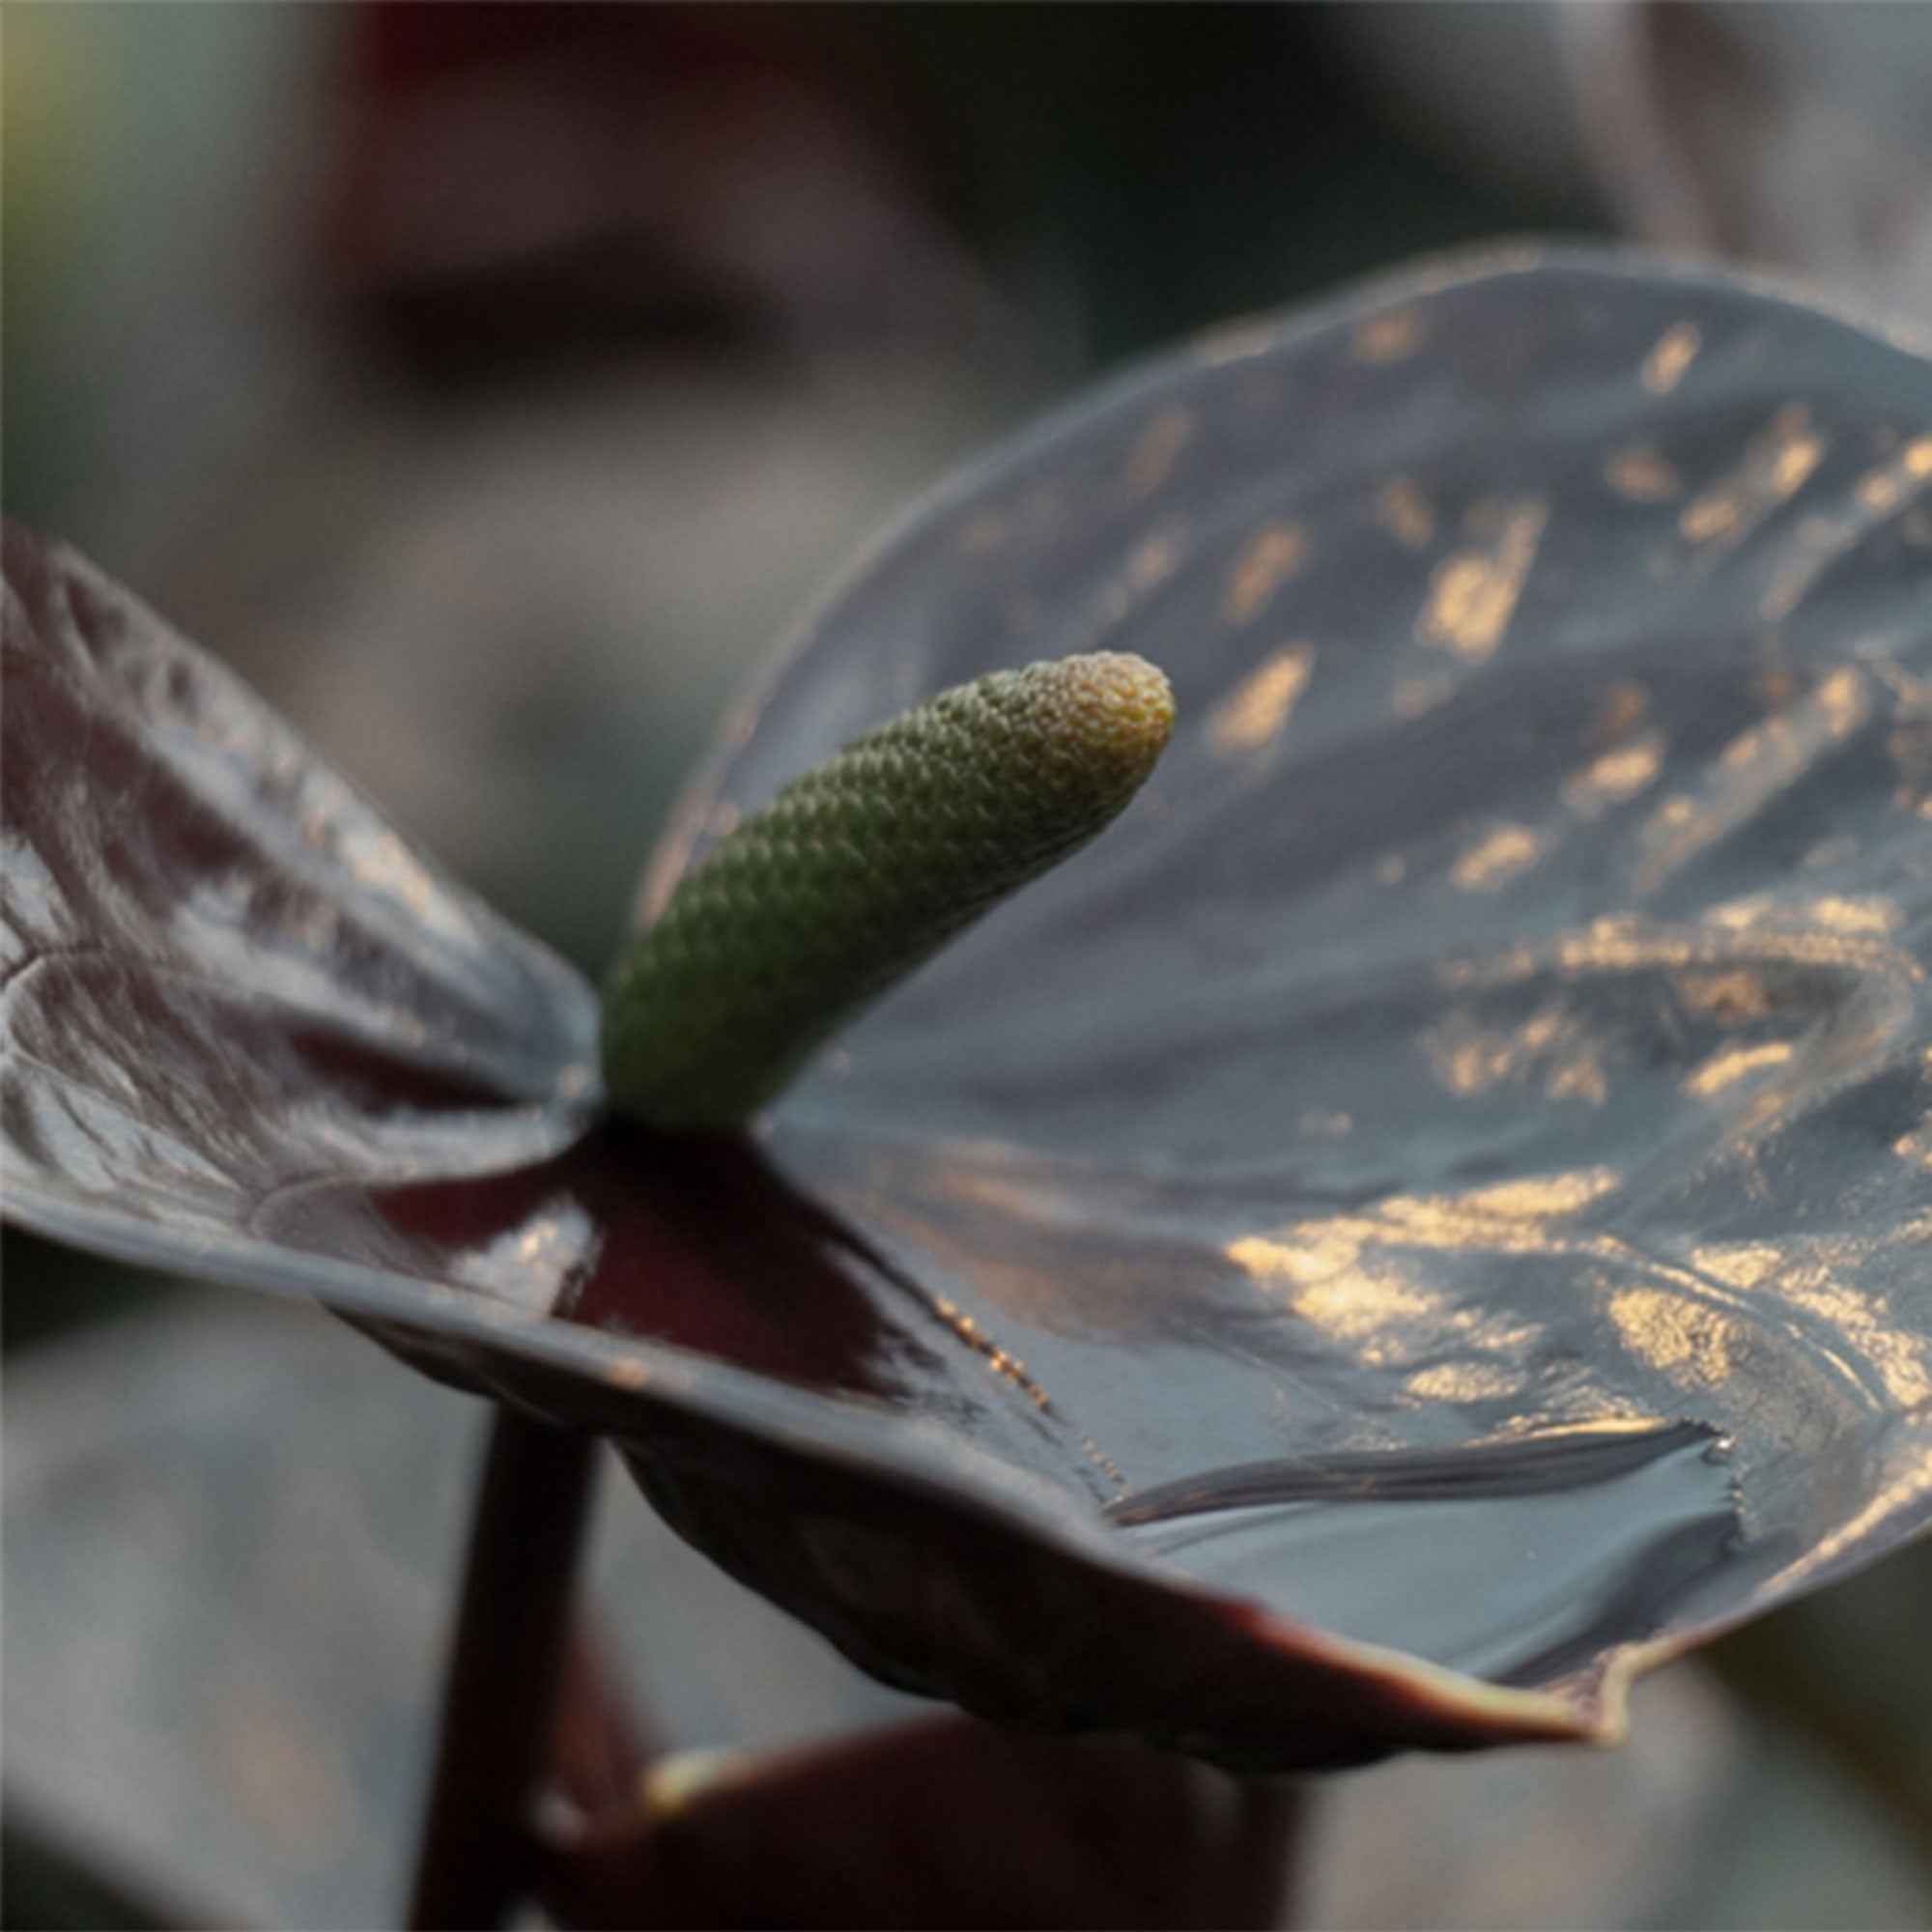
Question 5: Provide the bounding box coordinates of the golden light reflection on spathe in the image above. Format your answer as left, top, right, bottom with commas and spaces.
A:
1269, 1262, 1436, 1343
1493, 1408, 1668, 1441
1099, 522, 1189, 624
1693, 1226, 1932, 1409
1375, 476, 1435, 550
1588, 681, 1651, 746
1226, 1232, 1434, 1350
1546, 1056, 1611, 1104
1760, 440, 1932, 620
1675, 968, 1773, 1024
1634, 667, 1873, 895
1227, 1241, 1518, 1380
1451, 822, 1545, 892
1858, 436, 1932, 512
1228, 1230, 1378, 1293
1772, 1261, 1932, 1410
1454, 1169, 1621, 1217
1125, 407, 1196, 497
1405, 1362, 1522, 1403
928, 1286, 1126, 1492
1607, 1286, 1735, 1388
1435, 916, 1929, 1144
1804, 894, 1900, 935
1415, 498, 1548, 662
1421, 1005, 1608, 1107
1683, 1040, 1795, 1097
927, 1293, 1049, 1411
1438, 912, 1918, 1006
1350, 306, 1426, 364
1356, 1174, 1621, 1261
1891, 1120, 1932, 1170
1562, 734, 1664, 816
1702, 896, 1773, 933
1861, 468, 1910, 515
1815, 666, 1868, 737
1231, 1169, 1621, 1286
1678, 403, 1826, 549
1604, 445, 1684, 503
1127, 526, 1185, 591
1221, 523, 1307, 625
1641, 321, 1701, 394
1690, 1243, 1783, 1291
1227, 1170, 1634, 1385
1208, 645, 1316, 754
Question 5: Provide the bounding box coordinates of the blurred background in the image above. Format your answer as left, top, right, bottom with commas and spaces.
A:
4, 4, 1930, 1925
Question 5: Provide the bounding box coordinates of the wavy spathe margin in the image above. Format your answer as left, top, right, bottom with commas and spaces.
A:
8, 245, 1932, 1769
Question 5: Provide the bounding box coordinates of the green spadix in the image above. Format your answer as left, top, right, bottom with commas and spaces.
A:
602, 652, 1175, 1131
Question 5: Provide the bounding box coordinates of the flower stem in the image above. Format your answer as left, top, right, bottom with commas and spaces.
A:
408, 1406, 601, 1930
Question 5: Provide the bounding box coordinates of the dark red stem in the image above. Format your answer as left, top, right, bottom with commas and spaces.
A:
408, 1404, 601, 1929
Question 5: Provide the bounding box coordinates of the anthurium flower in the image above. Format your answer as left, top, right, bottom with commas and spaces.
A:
5, 247, 1931, 1774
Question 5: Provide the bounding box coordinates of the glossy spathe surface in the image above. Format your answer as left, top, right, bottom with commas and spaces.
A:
5, 247, 1931, 1769
683, 247, 1932, 1669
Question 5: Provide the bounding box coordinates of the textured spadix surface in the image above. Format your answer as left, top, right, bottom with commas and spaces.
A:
5, 248, 1931, 1770
603, 652, 1174, 1129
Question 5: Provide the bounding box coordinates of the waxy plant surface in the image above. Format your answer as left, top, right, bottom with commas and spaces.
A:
5, 248, 1931, 1772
